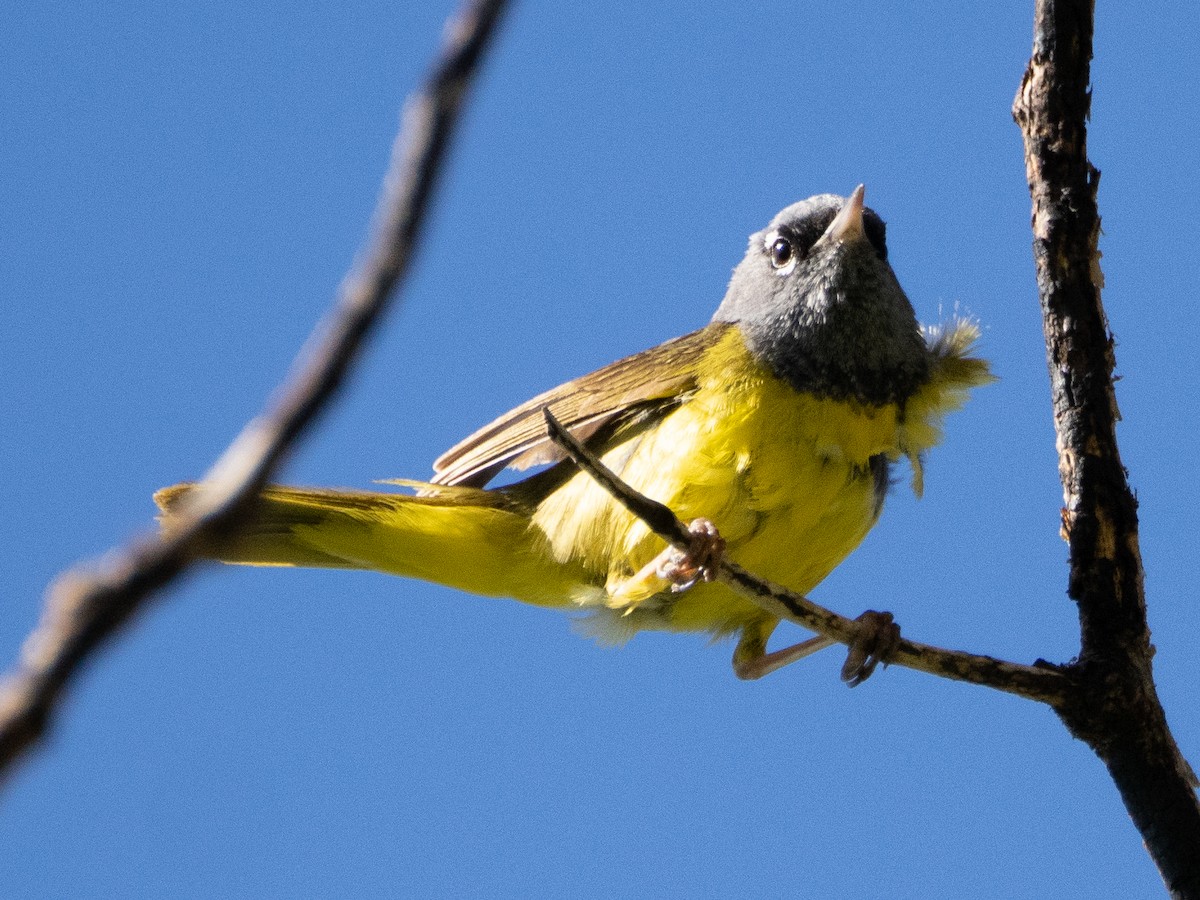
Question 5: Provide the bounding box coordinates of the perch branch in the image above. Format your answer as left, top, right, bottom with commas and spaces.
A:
543, 409, 1070, 705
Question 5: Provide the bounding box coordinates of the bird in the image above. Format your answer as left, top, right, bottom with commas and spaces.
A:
156, 186, 992, 680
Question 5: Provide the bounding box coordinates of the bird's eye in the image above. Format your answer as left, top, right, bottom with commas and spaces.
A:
769, 236, 794, 269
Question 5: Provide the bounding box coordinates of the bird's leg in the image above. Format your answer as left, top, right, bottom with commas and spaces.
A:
732, 632, 837, 680
621, 514, 903, 685
732, 610, 901, 685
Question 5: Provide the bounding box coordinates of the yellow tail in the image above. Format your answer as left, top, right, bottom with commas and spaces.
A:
154, 483, 588, 608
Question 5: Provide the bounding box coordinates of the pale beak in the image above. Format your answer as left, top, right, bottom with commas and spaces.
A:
824, 184, 866, 244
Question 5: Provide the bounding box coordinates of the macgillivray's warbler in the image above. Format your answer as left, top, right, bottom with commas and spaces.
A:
156, 186, 992, 679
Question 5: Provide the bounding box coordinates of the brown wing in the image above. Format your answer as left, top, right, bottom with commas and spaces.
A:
431, 323, 729, 487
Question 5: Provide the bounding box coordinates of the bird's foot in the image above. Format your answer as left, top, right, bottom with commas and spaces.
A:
605, 519, 726, 611
657, 518, 726, 592
840, 610, 901, 687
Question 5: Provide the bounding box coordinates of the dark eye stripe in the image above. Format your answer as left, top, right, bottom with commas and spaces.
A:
864, 211, 888, 261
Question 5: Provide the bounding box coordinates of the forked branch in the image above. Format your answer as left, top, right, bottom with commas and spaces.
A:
1012, 0, 1200, 894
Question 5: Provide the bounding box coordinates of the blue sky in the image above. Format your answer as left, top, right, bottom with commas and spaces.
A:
3, 2, 1198, 897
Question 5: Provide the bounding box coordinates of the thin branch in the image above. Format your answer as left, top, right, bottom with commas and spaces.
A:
1013, 0, 1200, 894
543, 409, 1070, 706
0, 0, 511, 781
542, 409, 693, 548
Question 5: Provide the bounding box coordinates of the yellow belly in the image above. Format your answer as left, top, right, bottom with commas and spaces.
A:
530, 329, 906, 641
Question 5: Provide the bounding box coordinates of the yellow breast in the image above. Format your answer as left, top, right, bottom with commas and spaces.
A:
531, 327, 909, 640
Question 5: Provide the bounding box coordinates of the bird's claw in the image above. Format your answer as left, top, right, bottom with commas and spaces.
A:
840, 610, 901, 687
657, 518, 726, 592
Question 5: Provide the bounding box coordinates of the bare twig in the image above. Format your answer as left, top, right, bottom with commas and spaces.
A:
542, 408, 693, 548
543, 409, 1070, 705
1013, 0, 1200, 894
0, 0, 511, 781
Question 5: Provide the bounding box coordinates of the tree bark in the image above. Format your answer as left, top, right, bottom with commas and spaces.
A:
1012, 1, 1200, 895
